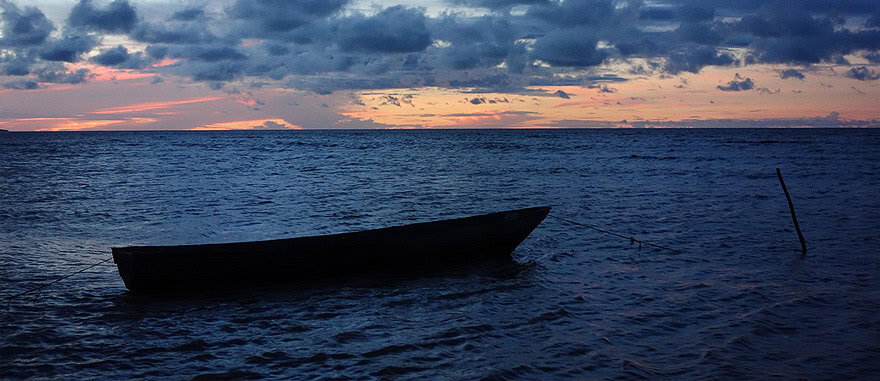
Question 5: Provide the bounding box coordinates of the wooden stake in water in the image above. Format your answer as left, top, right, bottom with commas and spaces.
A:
776, 168, 807, 256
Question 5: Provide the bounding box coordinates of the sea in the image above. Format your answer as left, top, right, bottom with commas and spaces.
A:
1, 129, 878, 379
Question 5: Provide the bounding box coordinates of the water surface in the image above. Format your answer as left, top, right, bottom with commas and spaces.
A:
1, 129, 879, 379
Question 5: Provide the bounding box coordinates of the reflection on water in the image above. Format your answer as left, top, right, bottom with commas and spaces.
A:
1, 129, 879, 379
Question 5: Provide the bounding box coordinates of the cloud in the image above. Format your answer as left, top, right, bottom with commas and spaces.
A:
0, 117, 156, 131
170, 7, 204, 21
38, 32, 98, 62
869, 12, 880, 28
845, 66, 880, 81
526, 0, 618, 28
0, 1, 54, 47
5, 0, 880, 94
130, 21, 214, 44
229, 0, 348, 36
191, 118, 302, 130
780, 69, 805, 79
91, 96, 225, 114
337, 6, 431, 53
532, 29, 607, 67
378, 94, 414, 107
145, 45, 167, 59
34, 64, 89, 84
628, 112, 880, 128
553, 90, 570, 99
666, 46, 736, 74
2, 79, 39, 89
188, 47, 248, 62
717, 74, 755, 91
68, 0, 137, 33
453, 0, 550, 9
464, 96, 510, 105
432, 110, 541, 128
736, 6, 880, 64
92, 45, 129, 66
2, 59, 30, 75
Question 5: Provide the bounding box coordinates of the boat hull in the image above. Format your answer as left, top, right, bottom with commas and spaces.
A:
112, 206, 550, 292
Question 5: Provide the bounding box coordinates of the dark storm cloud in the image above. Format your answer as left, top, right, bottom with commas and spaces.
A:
639, 5, 713, 22
38, 32, 98, 62
2, 59, 30, 75
337, 6, 431, 54
191, 47, 248, 62
532, 29, 607, 67
639, 7, 676, 21
780, 69, 805, 79
868, 12, 880, 28
91, 44, 151, 68
429, 15, 520, 71
4, 0, 880, 93
845, 66, 880, 80
451, 0, 549, 9
731, 4, 880, 64
229, 0, 348, 36
68, 0, 137, 33
92, 45, 128, 66
188, 61, 245, 82
527, 0, 620, 28
145, 45, 167, 59
0, 1, 54, 47
170, 7, 204, 21
130, 21, 215, 44
666, 46, 736, 74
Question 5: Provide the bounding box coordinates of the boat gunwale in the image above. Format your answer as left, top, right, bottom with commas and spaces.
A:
112, 206, 552, 253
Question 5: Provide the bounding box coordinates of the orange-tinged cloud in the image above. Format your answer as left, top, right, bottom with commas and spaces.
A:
429, 110, 541, 129
91, 96, 225, 114
152, 58, 181, 67
241, 39, 263, 47
0, 117, 157, 131
191, 118, 302, 130
42, 118, 157, 131
63, 62, 155, 82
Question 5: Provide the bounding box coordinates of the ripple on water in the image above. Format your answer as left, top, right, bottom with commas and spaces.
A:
1, 129, 879, 379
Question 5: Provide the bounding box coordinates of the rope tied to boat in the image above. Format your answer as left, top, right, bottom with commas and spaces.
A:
547, 214, 680, 254
2, 257, 113, 305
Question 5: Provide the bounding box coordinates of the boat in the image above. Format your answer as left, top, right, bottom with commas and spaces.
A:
112, 206, 551, 292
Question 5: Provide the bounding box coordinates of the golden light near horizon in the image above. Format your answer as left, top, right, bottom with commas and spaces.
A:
0, 0, 879, 130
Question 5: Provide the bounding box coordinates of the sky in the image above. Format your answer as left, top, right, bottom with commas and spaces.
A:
1, 0, 879, 131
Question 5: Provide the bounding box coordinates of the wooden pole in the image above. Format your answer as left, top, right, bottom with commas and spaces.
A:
776, 168, 807, 256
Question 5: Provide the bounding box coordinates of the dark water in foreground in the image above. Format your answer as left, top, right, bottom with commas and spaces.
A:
1, 129, 879, 379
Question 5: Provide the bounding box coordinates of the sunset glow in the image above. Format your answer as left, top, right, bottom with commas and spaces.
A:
0, 0, 878, 130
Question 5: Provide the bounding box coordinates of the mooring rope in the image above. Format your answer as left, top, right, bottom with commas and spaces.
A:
2, 257, 114, 304
547, 214, 681, 254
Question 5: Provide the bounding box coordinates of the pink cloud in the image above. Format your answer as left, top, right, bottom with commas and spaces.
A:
91, 96, 225, 115
191, 118, 302, 130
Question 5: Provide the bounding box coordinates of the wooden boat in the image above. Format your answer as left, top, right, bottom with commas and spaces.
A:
112, 206, 551, 292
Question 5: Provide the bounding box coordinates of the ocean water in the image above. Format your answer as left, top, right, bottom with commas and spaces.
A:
1, 129, 878, 379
